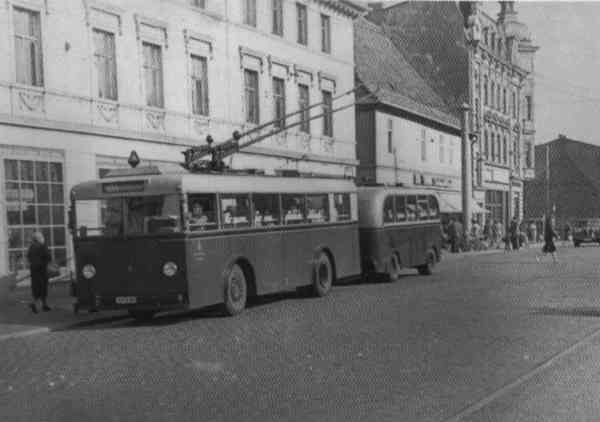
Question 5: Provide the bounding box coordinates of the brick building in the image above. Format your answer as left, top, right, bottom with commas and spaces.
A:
0, 0, 362, 276
524, 135, 600, 230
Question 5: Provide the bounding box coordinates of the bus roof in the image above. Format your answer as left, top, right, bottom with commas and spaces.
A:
71, 172, 357, 200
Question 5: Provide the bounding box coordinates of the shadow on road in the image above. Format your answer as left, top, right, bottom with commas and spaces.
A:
533, 306, 600, 318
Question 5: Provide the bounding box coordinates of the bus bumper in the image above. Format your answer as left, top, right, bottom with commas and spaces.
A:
91, 293, 188, 312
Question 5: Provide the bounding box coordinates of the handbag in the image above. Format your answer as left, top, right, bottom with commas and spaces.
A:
47, 262, 60, 278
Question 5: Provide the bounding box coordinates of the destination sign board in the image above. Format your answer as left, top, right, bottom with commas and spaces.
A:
102, 181, 146, 194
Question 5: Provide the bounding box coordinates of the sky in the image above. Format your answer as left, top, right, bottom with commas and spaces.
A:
483, 1, 600, 145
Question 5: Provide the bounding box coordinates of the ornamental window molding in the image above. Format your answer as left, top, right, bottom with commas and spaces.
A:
183, 29, 214, 59
82, 0, 124, 34
239, 46, 265, 72
134, 14, 168, 48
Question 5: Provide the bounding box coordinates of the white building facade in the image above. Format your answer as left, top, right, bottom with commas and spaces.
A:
0, 0, 361, 276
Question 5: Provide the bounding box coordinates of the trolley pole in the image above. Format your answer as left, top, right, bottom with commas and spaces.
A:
461, 103, 472, 236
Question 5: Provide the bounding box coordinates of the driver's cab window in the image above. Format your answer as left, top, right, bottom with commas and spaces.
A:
187, 194, 218, 231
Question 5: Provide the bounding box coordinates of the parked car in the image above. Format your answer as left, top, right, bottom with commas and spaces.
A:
572, 219, 600, 247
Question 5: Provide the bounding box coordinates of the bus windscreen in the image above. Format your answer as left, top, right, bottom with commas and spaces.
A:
74, 195, 182, 237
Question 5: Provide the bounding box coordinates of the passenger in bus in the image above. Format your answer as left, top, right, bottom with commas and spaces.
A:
285, 203, 303, 224
254, 209, 263, 227
189, 202, 209, 228
223, 207, 234, 226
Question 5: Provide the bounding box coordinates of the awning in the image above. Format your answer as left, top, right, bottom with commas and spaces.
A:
438, 192, 489, 214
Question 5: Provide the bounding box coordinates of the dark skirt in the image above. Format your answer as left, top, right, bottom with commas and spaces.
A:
30, 267, 49, 299
542, 241, 556, 253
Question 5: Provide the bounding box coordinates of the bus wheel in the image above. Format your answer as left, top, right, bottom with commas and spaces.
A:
128, 310, 156, 321
313, 252, 333, 297
417, 250, 436, 276
224, 263, 247, 316
388, 252, 401, 282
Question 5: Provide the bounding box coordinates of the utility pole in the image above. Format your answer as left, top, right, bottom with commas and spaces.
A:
545, 142, 550, 216
461, 103, 472, 235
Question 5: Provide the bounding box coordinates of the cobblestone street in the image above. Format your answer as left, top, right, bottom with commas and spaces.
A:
1, 245, 600, 421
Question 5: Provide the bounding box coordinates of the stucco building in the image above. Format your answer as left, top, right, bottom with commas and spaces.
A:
366, 1, 538, 227
0, 0, 362, 276
354, 17, 471, 218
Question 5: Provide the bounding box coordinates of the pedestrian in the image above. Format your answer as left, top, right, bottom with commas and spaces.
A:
448, 218, 458, 253
537, 215, 558, 263
494, 220, 503, 249
26, 231, 52, 313
509, 217, 519, 251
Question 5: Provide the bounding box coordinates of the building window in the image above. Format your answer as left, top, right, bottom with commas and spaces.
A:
142, 42, 163, 108
244, 0, 257, 27
420, 128, 427, 161
526, 95, 533, 120
93, 29, 118, 100
449, 139, 453, 164
322, 90, 333, 136
491, 32, 495, 49
525, 142, 532, 168
321, 14, 331, 53
512, 91, 517, 118
191, 55, 209, 116
502, 88, 507, 114
244, 69, 259, 124
387, 119, 393, 153
513, 140, 518, 167
272, 77, 286, 129
272, 0, 283, 36
14, 7, 43, 87
483, 76, 488, 106
491, 133, 495, 162
490, 81, 494, 108
439, 134, 445, 163
496, 136, 502, 163
5, 159, 66, 272
191, 0, 205, 8
497, 85, 501, 110
298, 83, 310, 133
503, 136, 507, 164
297, 3, 308, 45
484, 130, 489, 160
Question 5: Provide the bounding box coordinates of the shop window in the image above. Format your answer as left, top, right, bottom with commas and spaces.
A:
5, 159, 66, 272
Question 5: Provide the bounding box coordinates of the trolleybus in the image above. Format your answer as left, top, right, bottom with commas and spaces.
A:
69, 167, 360, 319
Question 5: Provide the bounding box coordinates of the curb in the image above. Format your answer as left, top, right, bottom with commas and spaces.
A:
0, 327, 50, 341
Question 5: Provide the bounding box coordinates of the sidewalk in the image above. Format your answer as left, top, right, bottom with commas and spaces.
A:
442, 241, 548, 261
0, 281, 126, 341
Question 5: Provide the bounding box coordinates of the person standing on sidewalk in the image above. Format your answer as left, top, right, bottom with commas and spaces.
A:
26, 232, 51, 313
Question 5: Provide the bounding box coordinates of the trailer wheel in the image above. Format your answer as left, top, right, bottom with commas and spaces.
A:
224, 263, 247, 316
417, 250, 436, 276
313, 251, 333, 297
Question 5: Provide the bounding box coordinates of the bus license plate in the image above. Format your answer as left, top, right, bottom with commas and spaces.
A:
115, 296, 137, 305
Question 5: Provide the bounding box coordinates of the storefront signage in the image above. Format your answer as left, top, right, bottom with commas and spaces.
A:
102, 181, 146, 194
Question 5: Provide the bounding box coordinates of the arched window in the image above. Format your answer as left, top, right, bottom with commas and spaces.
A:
503, 136, 508, 164
484, 130, 489, 160
490, 132, 495, 161
490, 81, 495, 108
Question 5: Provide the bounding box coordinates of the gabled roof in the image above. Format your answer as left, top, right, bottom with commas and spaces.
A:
366, 1, 469, 118
354, 17, 460, 130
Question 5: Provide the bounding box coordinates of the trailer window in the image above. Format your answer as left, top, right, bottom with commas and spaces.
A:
428, 195, 439, 219
406, 196, 417, 221
383, 196, 394, 223
395, 196, 406, 222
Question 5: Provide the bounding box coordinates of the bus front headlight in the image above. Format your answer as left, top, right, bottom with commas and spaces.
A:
82, 264, 96, 279
162, 262, 178, 277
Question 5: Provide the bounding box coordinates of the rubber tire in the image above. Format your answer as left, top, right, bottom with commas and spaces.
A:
387, 252, 401, 282
313, 252, 333, 297
224, 263, 247, 316
128, 310, 156, 321
417, 250, 436, 276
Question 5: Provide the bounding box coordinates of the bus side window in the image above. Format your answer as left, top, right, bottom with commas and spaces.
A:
220, 194, 251, 228
417, 195, 429, 221
332, 193, 351, 222
395, 195, 406, 222
406, 196, 417, 221
282, 194, 306, 225
306, 194, 329, 223
188, 193, 218, 231
252, 194, 281, 227
383, 196, 395, 224
429, 195, 439, 219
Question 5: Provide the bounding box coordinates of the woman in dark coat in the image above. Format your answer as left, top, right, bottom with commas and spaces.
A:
27, 232, 52, 313
537, 216, 558, 263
